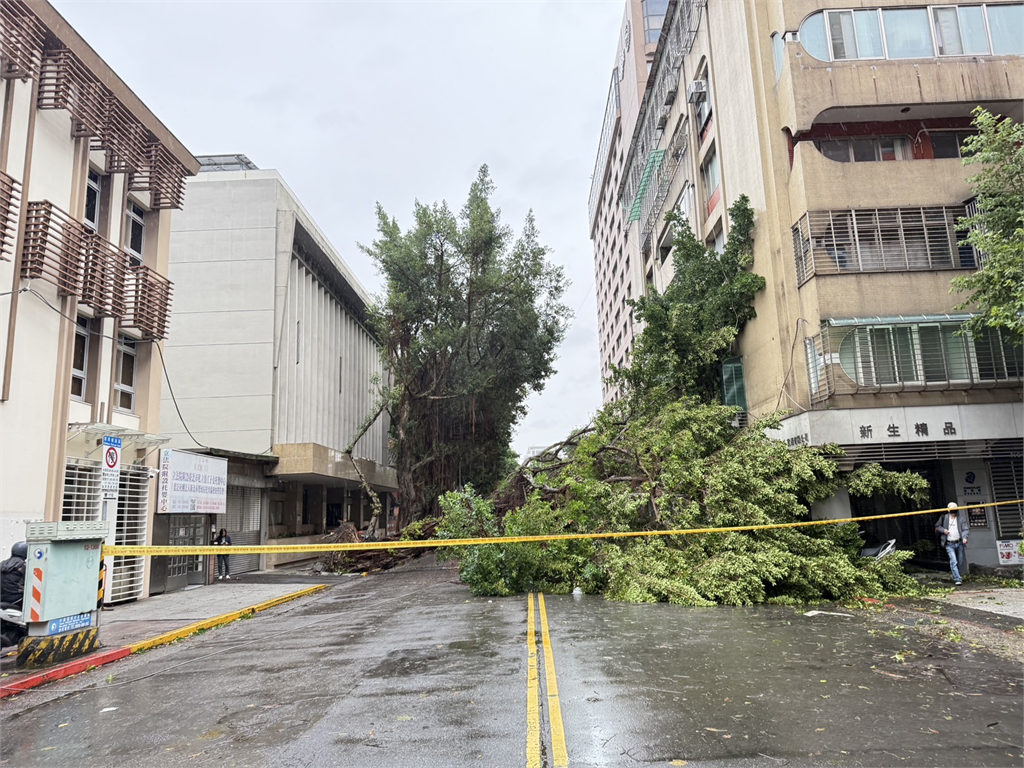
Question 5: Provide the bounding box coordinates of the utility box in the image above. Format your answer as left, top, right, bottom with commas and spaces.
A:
23, 521, 108, 639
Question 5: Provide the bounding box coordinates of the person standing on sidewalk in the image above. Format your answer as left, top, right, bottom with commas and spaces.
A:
215, 528, 232, 580
936, 502, 969, 586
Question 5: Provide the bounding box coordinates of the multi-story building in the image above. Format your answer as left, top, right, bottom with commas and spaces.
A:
158, 156, 396, 585
0, 1, 198, 600
602, 0, 1024, 569
590, 0, 669, 402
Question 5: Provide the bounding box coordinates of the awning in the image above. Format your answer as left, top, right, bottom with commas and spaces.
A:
826, 314, 976, 327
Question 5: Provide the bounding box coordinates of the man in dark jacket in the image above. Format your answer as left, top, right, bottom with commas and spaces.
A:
0, 541, 27, 608
935, 503, 969, 585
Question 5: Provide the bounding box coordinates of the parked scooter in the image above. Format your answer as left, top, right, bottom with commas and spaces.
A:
859, 538, 897, 560
0, 602, 26, 648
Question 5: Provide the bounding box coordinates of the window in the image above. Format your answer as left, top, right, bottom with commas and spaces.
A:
115, 336, 136, 412
125, 200, 145, 264
84, 169, 102, 232
642, 0, 669, 44
71, 316, 91, 401
701, 148, 720, 200
827, 9, 884, 59
932, 5, 990, 54
800, 4, 1024, 62
721, 357, 747, 411
930, 131, 976, 159
815, 136, 911, 162
988, 3, 1024, 53
772, 33, 785, 80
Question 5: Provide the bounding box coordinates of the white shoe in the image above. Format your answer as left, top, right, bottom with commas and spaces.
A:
225, 575, 231, 580
217, 575, 223, 580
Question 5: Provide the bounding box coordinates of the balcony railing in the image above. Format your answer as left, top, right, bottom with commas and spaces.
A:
38, 48, 107, 138
0, 170, 21, 262
21, 200, 168, 331
793, 206, 976, 285
805, 317, 1022, 404
123, 264, 172, 340
0, 0, 45, 80
81, 234, 128, 318
22, 201, 87, 295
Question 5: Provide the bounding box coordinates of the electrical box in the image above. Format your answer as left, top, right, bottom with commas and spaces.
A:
23, 521, 109, 636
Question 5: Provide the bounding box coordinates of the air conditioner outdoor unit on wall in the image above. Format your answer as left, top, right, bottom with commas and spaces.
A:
687, 79, 708, 104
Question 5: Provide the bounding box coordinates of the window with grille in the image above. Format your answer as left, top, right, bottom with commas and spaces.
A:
793, 205, 976, 284
62, 457, 102, 521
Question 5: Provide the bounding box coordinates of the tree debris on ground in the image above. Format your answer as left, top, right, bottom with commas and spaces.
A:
319, 519, 440, 574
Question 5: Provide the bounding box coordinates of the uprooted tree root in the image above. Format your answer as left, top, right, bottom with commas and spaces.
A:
319, 520, 439, 574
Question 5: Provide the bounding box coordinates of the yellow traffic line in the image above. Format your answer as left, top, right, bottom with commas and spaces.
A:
126, 585, 328, 653
102, 500, 1023, 558
538, 593, 568, 768
526, 593, 541, 768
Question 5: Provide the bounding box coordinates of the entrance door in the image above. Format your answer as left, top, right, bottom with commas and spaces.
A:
166, 515, 206, 592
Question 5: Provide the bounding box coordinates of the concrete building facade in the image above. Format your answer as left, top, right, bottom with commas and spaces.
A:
0, 1, 198, 601
598, 0, 1024, 569
590, 0, 668, 402
159, 157, 396, 582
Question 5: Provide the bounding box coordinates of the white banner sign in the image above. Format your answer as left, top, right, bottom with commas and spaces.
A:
158, 450, 228, 515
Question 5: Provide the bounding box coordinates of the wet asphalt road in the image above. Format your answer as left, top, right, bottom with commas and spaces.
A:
1, 556, 1021, 768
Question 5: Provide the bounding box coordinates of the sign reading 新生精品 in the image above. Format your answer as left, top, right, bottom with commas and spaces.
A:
157, 449, 227, 515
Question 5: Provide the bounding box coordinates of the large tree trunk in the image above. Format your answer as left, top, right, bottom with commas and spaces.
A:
395, 392, 420, 529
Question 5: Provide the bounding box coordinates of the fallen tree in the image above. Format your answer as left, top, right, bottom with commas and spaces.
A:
435, 400, 929, 605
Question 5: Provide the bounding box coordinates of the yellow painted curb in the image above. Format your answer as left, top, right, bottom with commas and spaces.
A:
126, 585, 328, 653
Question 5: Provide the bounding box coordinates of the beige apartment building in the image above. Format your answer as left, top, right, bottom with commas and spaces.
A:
598, 0, 1023, 569
0, 1, 198, 600
590, 0, 668, 402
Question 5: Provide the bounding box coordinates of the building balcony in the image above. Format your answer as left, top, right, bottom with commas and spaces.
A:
21, 200, 87, 296
789, 140, 973, 215
777, 48, 1023, 135
21, 199, 170, 333
0, 169, 20, 262
123, 264, 172, 341
805, 317, 1022, 405
0, 0, 45, 80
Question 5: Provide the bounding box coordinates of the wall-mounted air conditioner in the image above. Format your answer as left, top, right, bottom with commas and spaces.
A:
687, 79, 708, 104
664, 85, 678, 106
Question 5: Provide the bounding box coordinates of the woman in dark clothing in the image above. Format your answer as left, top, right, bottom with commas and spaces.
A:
214, 528, 232, 580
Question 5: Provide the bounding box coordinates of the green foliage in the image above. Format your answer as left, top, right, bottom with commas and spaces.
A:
615, 195, 766, 409
399, 518, 439, 542
363, 166, 570, 521
435, 401, 928, 604
951, 108, 1024, 345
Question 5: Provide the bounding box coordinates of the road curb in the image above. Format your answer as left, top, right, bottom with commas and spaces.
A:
0, 584, 329, 699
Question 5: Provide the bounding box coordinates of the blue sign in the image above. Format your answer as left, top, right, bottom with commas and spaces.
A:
103, 435, 122, 448
47, 613, 93, 635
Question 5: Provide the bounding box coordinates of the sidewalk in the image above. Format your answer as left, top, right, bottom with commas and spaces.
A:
1, 578, 329, 698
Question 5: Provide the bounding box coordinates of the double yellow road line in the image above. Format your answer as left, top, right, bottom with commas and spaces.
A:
527, 592, 568, 768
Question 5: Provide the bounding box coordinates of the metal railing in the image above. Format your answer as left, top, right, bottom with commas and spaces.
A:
793, 206, 977, 285
21, 201, 87, 295
805, 319, 1022, 403
0, 169, 20, 262
81, 233, 128, 318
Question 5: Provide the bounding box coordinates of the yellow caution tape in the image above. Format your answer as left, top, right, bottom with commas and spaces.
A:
101, 500, 1022, 558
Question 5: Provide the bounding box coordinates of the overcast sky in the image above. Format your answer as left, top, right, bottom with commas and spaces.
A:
53, 0, 621, 457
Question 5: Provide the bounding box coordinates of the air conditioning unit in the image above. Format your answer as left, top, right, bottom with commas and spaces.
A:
687, 79, 708, 104
657, 105, 671, 130
664, 85, 678, 106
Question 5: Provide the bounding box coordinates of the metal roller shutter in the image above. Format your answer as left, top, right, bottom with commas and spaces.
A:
989, 457, 1023, 539
224, 486, 261, 574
